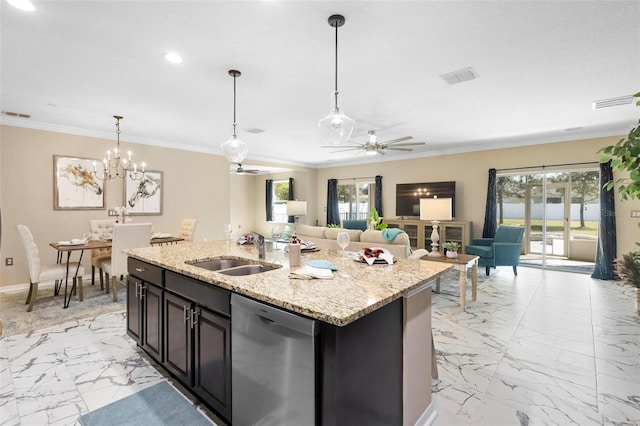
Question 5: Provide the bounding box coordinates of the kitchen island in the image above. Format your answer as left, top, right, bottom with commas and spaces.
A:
125, 241, 451, 425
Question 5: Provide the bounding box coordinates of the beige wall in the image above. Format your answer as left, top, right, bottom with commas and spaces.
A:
3, 125, 638, 287
315, 136, 640, 255
1, 125, 230, 287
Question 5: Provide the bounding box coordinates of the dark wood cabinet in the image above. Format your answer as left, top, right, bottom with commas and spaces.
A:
127, 260, 164, 364
193, 306, 231, 421
161, 271, 232, 423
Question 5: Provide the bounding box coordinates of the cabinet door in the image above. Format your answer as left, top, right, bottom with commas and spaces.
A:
193, 307, 231, 421
163, 292, 192, 385
126, 276, 141, 344
141, 283, 163, 362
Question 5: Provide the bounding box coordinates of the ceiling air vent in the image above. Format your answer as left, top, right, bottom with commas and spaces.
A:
2, 110, 31, 118
439, 67, 478, 85
592, 95, 634, 110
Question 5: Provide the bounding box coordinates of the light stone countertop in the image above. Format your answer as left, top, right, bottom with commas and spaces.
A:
126, 241, 452, 326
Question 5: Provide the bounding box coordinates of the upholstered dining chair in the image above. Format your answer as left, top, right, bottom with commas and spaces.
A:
89, 219, 116, 290
179, 218, 198, 242
101, 223, 152, 302
17, 224, 85, 312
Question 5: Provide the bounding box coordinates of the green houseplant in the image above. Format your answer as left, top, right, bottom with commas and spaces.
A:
367, 208, 387, 231
443, 241, 460, 258
615, 251, 640, 315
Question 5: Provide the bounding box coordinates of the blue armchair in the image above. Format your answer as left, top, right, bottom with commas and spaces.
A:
465, 225, 525, 276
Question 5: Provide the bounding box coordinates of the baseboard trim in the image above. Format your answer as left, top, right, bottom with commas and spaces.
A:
0, 274, 91, 294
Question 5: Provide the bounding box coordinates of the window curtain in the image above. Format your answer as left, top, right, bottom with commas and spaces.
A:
265, 179, 273, 222
482, 168, 497, 238
375, 175, 383, 217
327, 179, 340, 226
287, 177, 295, 223
591, 161, 617, 280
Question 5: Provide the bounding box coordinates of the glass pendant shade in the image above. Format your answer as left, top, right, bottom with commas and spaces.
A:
221, 132, 248, 163
318, 91, 355, 145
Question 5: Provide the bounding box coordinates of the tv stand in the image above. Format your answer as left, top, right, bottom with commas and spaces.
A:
384, 219, 472, 253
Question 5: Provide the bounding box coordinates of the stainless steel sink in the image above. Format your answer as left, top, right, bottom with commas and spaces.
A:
186, 257, 280, 276
217, 264, 278, 276
186, 257, 252, 271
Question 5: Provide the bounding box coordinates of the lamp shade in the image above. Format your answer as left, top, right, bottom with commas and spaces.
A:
419, 198, 452, 221
286, 200, 307, 217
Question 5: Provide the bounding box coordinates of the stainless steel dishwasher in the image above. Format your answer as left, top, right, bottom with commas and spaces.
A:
231, 294, 318, 426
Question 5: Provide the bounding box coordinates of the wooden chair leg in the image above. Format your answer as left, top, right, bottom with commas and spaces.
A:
513, 265, 518, 275
485, 266, 490, 276
77, 276, 84, 301
26, 282, 38, 312
104, 272, 110, 294
112, 276, 118, 302
91, 265, 96, 286
99, 268, 105, 291
25, 282, 33, 305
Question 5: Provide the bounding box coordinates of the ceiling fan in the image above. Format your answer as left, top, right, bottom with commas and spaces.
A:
231, 163, 259, 175
323, 130, 426, 155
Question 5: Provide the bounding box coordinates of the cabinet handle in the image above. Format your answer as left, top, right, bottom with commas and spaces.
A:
191, 309, 200, 329
140, 284, 147, 299
183, 305, 190, 324
135, 282, 142, 298
135, 267, 147, 272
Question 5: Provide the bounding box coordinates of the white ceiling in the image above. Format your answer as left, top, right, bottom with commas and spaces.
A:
2, 1, 639, 169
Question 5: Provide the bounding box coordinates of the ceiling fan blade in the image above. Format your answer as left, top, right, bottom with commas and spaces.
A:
384, 136, 413, 145
389, 142, 426, 147
330, 148, 361, 153
386, 147, 413, 152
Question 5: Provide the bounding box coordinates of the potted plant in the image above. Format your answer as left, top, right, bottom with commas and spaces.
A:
368, 208, 388, 231
615, 251, 640, 315
443, 241, 460, 258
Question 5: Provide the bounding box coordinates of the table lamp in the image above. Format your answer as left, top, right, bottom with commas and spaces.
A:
420, 197, 452, 257
286, 200, 307, 228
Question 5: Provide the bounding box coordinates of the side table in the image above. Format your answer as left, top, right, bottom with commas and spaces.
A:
420, 253, 479, 310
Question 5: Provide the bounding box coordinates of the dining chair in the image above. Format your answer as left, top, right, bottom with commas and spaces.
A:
89, 219, 116, 290
179, 218, 198, 242
101, 222, 152, 302
17, 224, 85, 312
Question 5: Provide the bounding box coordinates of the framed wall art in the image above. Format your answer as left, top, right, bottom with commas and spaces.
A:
54, 155, 105, 210
124, 170, 163, 215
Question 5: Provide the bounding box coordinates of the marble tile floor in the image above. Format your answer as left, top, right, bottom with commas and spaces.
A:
1, 267, 639, 425
432, 267, 640, 425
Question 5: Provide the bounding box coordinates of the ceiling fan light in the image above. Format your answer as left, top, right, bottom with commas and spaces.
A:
365, 150, 378, 156
221, 134, 248, 163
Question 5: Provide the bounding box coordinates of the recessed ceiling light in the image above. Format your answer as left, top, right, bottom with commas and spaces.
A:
162, 52, 183, 64
8, 0, 35, 11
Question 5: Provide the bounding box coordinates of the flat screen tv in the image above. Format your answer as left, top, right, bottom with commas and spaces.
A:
395, 181, 456, 218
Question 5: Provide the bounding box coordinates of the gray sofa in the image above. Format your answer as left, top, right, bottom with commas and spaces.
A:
295, 224, 411, 258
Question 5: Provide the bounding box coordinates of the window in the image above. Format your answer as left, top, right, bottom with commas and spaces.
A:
271, 179, 289, 222
337, 180, 371, 221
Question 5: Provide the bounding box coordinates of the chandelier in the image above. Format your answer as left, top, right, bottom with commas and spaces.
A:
318, 14, 355, 145
220, 69, 248, 163
92, 115, 145, 181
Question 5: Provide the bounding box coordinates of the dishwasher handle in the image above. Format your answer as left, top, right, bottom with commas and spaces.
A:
231, 294, 318, 337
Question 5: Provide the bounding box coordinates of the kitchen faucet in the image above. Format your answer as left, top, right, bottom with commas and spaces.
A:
252, 232, 265, 259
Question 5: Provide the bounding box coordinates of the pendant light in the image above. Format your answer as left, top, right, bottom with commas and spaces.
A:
318, 14, 355, 145
221, 69, 248, 163
92, 115, 146, 181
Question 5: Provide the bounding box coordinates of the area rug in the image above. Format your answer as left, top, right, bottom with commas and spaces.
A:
78, 381, 214, 426
0, 279, 126, 337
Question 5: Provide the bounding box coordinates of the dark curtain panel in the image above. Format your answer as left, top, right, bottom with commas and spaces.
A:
375, 175, 383, 217
482, 168, 497, 238
327, 179, 340, 226
265, 179, 273, 222
287, 177, 295, 223
592, 161, 618, 280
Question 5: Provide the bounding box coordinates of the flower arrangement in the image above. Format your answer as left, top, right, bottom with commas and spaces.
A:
443, 241, 460, 252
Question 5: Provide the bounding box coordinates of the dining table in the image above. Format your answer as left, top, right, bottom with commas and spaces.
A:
49, 236, 184, 308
